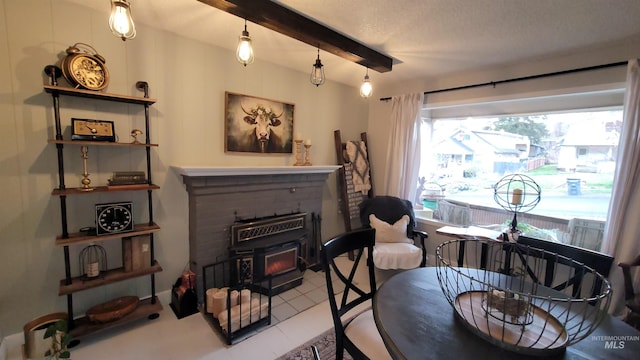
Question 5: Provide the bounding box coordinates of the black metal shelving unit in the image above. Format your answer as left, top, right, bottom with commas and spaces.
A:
43, 65, 162, 340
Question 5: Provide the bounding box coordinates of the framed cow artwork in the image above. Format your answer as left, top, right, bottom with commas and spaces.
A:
224, 92, 294, 154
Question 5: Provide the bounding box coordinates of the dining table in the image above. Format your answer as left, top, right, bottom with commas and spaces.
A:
373, 267, 640, 360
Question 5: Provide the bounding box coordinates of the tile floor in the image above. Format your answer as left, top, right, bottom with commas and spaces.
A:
6, 255, 360, 360
270, 268, 330, 325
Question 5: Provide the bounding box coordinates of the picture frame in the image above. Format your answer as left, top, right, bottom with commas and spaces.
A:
225, 92, 294, 154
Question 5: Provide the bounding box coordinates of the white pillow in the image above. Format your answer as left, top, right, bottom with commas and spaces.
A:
369, 214, 412, 244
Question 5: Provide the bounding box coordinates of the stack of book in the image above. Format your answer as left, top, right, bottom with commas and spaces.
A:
107, 171, 147, 189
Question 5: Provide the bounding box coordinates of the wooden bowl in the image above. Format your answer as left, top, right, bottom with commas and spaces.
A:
86, 296, 139, 323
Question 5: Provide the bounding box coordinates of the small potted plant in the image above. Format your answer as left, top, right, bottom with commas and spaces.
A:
43, 320, 72, 359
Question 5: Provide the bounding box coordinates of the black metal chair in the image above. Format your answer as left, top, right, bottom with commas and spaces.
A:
320, 228, 391, 360
619, 254, 640, 330
310, 345, 321, 360
456, 235, 614, 298
359, 196, 428, 269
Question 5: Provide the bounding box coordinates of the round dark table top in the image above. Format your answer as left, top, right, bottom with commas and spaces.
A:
373, 267, 640, 360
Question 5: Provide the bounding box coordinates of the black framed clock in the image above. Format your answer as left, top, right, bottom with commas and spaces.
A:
60, 42, 110, 91
95, 202, 133, 235
71, 118, 116, 142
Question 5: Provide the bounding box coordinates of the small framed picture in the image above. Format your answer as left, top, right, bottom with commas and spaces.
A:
224, 92, 294, 154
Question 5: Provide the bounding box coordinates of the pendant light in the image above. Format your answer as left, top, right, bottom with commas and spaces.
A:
310, 48, 325, 87
109, 0, 136, 41
236, 20, 255, 66
360, 68, 372, 98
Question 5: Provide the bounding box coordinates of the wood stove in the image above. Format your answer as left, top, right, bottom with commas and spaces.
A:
230, 213, 310, 294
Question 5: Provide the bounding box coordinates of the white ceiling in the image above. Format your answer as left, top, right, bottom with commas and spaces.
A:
68, 0, 640, 89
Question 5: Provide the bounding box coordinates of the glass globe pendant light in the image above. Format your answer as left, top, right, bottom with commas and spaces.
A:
236, 20, 255, 66
109, 0, 136, 41
360, 68, 372, 98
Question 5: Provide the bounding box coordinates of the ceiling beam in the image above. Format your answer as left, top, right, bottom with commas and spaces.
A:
197, 0, 393, 73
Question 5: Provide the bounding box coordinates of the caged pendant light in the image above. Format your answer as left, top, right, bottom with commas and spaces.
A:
236, 20, 255, 66
109, 0, 136, 41
310, 48, 325, 87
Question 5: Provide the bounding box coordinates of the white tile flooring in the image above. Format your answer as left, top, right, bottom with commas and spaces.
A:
6, 255, 362, 360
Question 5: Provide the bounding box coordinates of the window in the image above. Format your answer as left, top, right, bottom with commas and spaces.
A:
419, 108, 622, 252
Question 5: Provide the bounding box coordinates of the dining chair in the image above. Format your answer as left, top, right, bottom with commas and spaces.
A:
310, 345, 321, 360
435, 199, 472, 227
320, 228, 392, 360
359, 196, 428, 273
619, 254, 640, 330
456, 235, 614, 299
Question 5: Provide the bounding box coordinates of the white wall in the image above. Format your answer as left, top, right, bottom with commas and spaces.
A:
0, 0, 368, 335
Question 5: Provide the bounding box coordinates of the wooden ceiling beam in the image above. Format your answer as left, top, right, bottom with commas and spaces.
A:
197, 0, 393, 73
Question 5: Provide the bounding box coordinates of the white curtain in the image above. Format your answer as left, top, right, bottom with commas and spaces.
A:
383, 93, 424, 202
602, 59, 640, 315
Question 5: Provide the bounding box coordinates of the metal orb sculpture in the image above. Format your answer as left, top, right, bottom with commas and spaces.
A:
494, 174, 541, 240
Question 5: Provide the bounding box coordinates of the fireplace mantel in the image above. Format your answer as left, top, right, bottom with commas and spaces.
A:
173, 165, 339, 177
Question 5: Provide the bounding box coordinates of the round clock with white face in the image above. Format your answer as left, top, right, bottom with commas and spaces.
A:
96, 202, 133, 235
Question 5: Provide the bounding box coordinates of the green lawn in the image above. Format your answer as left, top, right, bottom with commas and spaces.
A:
526, 165, 613, 193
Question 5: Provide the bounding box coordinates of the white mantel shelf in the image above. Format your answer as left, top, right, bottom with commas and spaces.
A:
173, 165, 340, 177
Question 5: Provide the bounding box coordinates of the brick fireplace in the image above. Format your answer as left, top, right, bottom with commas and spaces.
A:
175, 166, 338, 303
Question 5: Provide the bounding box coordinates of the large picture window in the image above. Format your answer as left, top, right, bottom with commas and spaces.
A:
419, 107, 623, 252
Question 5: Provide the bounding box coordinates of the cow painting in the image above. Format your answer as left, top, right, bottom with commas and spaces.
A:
240, 104, 284, 153
225, 92, 294, 154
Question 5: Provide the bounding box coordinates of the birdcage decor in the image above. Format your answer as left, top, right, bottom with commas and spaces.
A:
493, 174, 541, 241
436, 239, 612, 356
79, 244, 107, 280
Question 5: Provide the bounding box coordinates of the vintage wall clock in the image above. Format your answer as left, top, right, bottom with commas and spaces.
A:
60, 42, 110, 91
95, 201, 133, 235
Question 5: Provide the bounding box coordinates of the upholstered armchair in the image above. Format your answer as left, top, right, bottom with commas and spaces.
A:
359, 196, 428, 270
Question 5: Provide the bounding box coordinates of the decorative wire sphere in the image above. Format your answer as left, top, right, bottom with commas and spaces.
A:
493, 174, 541, 214
436, 239, 612, 357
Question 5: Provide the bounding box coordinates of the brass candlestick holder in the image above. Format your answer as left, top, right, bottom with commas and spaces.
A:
80, 145, 93, 191
294, 140, 304, 166
304, 144, 312, 166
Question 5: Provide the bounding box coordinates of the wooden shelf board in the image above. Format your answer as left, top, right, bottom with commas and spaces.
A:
59, 261, 162, 295
44, 85, 156, 105
56, 223, 161, 246
52, 184, 159, 196
69, 297, 163, 339
48, 139, 158, 147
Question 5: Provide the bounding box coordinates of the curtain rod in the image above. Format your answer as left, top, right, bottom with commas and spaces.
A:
379, 61, 628, 102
